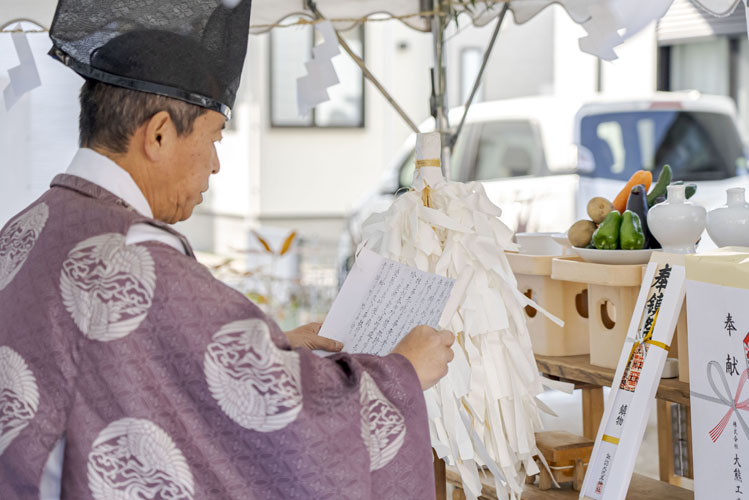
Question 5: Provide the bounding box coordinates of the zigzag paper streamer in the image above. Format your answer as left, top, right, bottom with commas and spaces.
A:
3, 25, 41, 111
578, 0, 673, 61
359, 133, 559, 500
297, 20, 340, 117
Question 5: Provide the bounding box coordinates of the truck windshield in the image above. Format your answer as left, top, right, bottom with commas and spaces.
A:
580, 110, 748, 182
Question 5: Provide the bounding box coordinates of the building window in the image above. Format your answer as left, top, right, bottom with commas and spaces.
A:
269, 20, 365, 128
670, 39, 730, 95
658, 35, 749, 137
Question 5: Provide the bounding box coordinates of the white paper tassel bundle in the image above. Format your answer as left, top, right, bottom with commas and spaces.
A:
360, 132, 549, 499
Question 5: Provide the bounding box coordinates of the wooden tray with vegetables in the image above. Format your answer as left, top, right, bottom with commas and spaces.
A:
566, 165, 696, 264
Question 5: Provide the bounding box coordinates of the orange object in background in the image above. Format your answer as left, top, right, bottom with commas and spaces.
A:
612, 170, 652, 213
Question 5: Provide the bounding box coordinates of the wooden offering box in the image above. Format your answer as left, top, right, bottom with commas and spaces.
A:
507, 253, 589, 356
534, 431, 594, 491
551, 258, 644, 369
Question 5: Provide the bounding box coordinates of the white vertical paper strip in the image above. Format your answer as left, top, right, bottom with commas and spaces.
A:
582, 254, 686, 500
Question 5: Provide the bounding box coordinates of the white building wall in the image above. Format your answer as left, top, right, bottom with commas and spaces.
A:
255, 22, 432, 219
0, 31, 81, 227
552, 7, 598, 98
441, 5, 659, 116
181, 21, 436, 253
444, 7, 556, 108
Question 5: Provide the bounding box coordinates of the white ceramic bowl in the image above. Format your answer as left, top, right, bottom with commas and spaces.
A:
571, 247, 656, 265
550, 232, 574, 255
515, 232, 567, 255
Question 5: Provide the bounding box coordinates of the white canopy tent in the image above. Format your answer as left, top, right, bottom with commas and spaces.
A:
251, 0, 745, 34
4, 0, 743, 31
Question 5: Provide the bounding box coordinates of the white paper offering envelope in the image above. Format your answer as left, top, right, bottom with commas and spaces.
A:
317, 248, 456, 356
686, 249, 749, 500
582, 252, 686, 500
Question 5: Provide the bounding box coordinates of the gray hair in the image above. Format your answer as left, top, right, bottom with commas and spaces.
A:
78, 79, 207, 154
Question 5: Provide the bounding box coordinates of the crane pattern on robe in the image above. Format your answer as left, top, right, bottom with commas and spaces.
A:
204, 318, 304, 432
87, 418, 195, 500
0, 346, 39, 455
60, 232, 156, 342
0, 203, 48, 291
0, 173, 434, 499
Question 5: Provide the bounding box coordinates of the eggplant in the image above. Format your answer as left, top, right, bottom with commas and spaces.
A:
626, 184, 654, 248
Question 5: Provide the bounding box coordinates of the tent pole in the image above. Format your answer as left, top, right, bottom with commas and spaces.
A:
307, 2, 420, 134
430, 0, 450, 178
448, 2, 509, 151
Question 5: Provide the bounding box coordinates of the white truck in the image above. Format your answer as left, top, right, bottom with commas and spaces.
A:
339, 92, 749, 277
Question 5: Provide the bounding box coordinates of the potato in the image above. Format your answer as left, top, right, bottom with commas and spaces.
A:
568, 219, 597, 248
587, 197, 615, 223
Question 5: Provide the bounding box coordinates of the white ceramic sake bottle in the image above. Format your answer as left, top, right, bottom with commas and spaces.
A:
647, 184, 706, 254
705, 187, 749, 247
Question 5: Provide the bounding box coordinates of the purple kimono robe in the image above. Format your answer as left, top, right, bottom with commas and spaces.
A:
0, 174, 434, 499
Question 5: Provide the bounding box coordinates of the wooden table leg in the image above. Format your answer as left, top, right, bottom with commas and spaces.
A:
538, 464, 553, 490
582, 386, 604, 440
657, 399, 676, 484
434, 450, 447, 500
573, 458, 585, 491
452, 487, 467, 500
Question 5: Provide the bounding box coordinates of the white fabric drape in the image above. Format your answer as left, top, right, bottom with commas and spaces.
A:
248, 0, 740, 60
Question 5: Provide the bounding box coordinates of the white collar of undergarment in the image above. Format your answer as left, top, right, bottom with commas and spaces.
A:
65, 148, 154, 219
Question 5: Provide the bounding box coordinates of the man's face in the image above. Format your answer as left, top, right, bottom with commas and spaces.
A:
157, 110, 225, 224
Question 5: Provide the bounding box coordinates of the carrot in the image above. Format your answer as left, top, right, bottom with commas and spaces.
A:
612, 170, 652, 213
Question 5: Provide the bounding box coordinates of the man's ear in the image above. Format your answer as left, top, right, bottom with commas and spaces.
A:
142, 111, 174, 161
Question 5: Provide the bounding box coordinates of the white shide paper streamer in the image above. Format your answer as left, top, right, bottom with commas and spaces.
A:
297, 20, 340, 117
360, 132, 556, 500
3, 25, 41, 111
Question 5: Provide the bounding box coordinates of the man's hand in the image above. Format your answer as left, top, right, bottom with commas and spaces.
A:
392, 325, 455, 390
285, 322, 343, 352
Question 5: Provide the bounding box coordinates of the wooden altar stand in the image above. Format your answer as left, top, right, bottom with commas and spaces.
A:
435, 353, 694, 499
445, 467, 693, 500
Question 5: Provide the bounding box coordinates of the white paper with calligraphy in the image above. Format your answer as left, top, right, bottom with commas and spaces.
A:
686, 249, 749, 500
318, 247, 455, 356
582, 252, 686, 500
